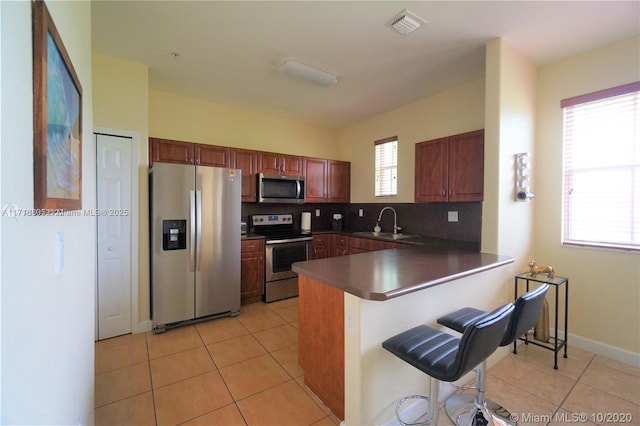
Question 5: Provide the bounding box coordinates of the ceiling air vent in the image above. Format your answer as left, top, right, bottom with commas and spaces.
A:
388, 10, 425, 36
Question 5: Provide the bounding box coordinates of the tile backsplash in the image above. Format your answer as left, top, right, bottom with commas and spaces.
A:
242, 202, 481, 244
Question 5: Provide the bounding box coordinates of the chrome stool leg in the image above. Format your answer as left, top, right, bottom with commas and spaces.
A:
445, 362, 516, 426
394, 378, 440, 426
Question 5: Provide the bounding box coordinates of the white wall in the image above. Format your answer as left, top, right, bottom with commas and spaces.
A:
1, 1, 95, 424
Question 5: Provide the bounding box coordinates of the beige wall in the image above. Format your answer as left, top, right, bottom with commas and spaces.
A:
91, 34, 640, 361
535, 35, 640, 356
337, 78, 485, 203
482, 38, 536, 267
149, 90, 340, 159
92, 54, 150, 327
92, 61, 342, 324
343, 39, 540, 424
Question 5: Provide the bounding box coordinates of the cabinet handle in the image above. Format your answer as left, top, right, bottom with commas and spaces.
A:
449, 189, 452, 196
442, 189, 446, 196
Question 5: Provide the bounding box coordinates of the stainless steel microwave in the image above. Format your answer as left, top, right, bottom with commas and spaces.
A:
257, 173, 305, 204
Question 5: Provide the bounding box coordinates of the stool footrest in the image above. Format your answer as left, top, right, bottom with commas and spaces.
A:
395, 395, 430, 426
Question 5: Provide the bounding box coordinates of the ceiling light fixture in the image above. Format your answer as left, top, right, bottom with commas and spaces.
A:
278, 60, 338, 87
388, 9, 426, 36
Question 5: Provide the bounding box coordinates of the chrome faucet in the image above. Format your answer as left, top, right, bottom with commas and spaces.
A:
374, 207, 401, 234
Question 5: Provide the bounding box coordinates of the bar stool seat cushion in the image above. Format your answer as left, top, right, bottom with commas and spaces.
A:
437, 307, 486, 334
382, 326, 460, 381
437, 284, 549, 347
383, 304, 513, 383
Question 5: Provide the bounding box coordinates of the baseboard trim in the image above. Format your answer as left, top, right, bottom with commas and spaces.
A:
556, 330, 640, 367
135, 320, 152, 333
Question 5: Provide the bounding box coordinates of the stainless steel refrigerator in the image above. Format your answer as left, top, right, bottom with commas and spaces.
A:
150, 163, 241, 333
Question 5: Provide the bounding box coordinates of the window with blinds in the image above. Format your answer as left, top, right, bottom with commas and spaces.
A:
375, 137, 398, 197
561, 81, 640, 251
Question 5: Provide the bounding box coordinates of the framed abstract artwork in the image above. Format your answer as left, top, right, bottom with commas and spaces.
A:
32, 0, 83, 212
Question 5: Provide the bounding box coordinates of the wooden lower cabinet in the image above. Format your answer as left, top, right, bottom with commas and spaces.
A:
331, 234, 408, 256
333, 235, 350, 256
240, 239, 264, 305
311, 235, 331, 259
298, 275, 344, 420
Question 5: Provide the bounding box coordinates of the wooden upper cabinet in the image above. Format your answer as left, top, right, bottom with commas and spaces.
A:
415, 130, 484, 203
414, 137, 449, 202
150, 138, 230, 168
150, 138, 194, 165
231, 148, 258, 202
303, 157, 350, 203
150, 137, 350, 204
196, 145, 230, 167
303, 157, 329, 202
327, 160, 350, 203
257, 152, 303, 176
448, 130, 484, 202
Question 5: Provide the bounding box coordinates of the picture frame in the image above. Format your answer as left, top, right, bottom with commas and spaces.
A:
32, 0, 83, 212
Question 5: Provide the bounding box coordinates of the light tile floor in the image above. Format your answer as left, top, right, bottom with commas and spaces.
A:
95, 298, 639, 426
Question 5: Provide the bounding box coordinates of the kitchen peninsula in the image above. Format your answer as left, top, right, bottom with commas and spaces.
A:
292, 246, 514, 425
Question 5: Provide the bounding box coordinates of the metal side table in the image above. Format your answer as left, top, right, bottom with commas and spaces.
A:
514, 273, 568, 369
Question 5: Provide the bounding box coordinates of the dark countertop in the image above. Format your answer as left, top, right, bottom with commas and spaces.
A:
292, 247, 513, 301
314, 230, 480, 251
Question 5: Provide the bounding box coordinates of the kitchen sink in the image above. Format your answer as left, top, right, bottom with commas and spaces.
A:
352, 231, 419, 240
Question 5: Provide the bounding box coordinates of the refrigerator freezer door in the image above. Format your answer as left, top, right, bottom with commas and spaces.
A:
151, 163, 196, 327
195, 167, 241, 318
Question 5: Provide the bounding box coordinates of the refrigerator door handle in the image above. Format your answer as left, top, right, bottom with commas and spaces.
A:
196, 190, 203, 271
189, 190, 196, 272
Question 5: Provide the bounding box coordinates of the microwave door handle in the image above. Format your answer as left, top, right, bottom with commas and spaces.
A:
189, 190, 196, 272
297, 180, 302, 198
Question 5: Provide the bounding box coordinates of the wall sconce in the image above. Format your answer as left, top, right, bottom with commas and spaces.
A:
515, 153, 535, 201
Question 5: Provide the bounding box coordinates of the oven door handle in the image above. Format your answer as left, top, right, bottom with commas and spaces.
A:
266, 236, 313, 245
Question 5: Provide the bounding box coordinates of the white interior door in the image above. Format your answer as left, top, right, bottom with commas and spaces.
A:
96, 133, 132, 340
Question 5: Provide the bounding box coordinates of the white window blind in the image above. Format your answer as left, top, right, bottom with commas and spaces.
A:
562, 81, 640, 251
375, 137, 398, 197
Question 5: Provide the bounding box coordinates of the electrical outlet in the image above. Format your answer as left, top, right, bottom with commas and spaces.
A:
56, 231, 64, 272
315, 209, 320, 217
358, 209, 363, 217
346, 310, 355, 332
448, 211, 459, 222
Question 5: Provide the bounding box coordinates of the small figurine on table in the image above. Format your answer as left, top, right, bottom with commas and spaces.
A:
528, 260, 555, 279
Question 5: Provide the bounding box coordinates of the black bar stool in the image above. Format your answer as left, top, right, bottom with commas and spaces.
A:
437, 284, 549, 425
382, 303, 514, 426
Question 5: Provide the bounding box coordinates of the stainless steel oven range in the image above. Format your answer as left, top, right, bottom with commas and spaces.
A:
250, 213, 312, 303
